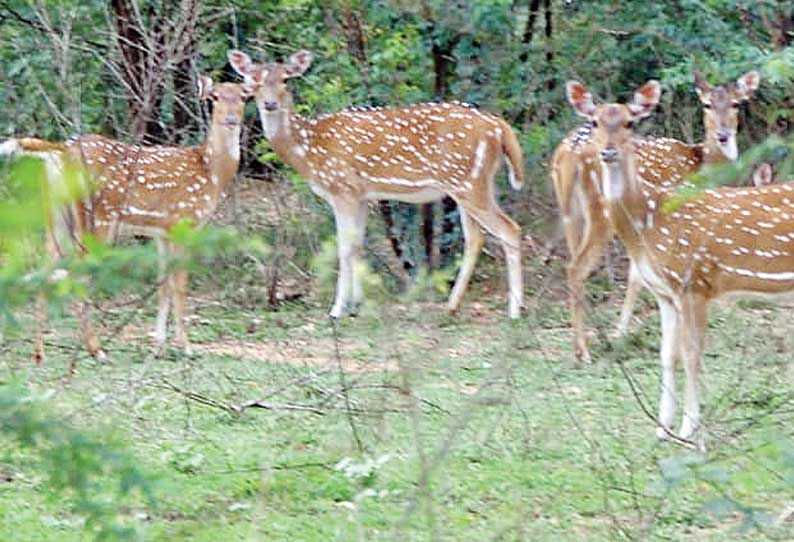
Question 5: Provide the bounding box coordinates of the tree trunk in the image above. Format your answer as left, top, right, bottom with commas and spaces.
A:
111, 0, 164, 142
544, 0, 554, 92
110, 0, 199, 144
521, 0, 542, 48
172, 55, 195, 143
517, 0, 542, 131
428, 36, 461, 269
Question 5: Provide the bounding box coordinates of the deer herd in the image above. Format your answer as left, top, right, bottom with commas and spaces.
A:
1, 46, 787, 449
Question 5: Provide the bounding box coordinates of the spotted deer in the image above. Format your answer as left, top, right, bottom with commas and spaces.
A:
227, 49, 525, 318
1, 76, 250, 360
552, 70, 760, 364
569, 78, 794, 449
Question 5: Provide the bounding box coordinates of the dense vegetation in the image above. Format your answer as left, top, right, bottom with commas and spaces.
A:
1, 1, 794, 541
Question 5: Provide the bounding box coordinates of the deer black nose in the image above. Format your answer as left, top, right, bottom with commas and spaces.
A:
263, 101, 278, 111
717, 130, 730, 144
600, 146, 618, 163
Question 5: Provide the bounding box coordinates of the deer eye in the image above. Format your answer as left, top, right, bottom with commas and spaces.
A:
626, 120, 634, 129
591, 120, 599, 128
703, 103, 711, 110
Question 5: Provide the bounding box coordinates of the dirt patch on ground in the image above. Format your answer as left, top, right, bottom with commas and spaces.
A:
193, 339, 400, 373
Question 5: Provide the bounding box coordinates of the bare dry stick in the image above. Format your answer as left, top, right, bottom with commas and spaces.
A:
159, 378, 326, 415
330, 317, 365, 453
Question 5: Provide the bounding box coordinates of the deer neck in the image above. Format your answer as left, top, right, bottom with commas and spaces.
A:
601, 152, 662, 259
259, 102, 312, 178
202, 121, 242, 197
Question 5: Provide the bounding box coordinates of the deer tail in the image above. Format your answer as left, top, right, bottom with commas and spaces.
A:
500, 121, 525, 190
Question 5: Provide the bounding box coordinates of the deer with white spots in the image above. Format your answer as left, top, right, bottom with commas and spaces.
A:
1, 76, 250, 361
569, 78, 794, 449
228, 49, 525, 319
552, 70, 760, 364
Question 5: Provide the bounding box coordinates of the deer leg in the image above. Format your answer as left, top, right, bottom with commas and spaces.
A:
34, 291, 47, 365
349, 201, 369, 313
616, 261, 643, 336
330, 199, 360, 318
561, 214, 582, 270
170, 243, 191, 355
679, 295, 707, 447
79, 300, 106, 362
604, 240, 615, 286
154, 237, 171, 347
447, 208, 485, 313
34, 232, 60, 364
553, 157, 583, 260
466, 204, 523, 319
656, 296, 680, 440
566, 214, 610, 364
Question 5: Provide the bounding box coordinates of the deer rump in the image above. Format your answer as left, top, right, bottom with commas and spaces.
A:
3, 135, 214, 256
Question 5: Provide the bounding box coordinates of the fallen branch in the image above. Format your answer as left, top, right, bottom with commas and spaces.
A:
159, 378, 325, 415
235, 400, 325, 415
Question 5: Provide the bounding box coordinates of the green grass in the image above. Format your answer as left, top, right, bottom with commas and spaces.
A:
1, 270, 793, 542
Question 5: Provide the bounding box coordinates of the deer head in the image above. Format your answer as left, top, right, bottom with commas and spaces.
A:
197, 75, 251, 131
566, 80, 662, 201
752, 162, 774, 187
694, 70, 760, 161
227, 49, 313, 129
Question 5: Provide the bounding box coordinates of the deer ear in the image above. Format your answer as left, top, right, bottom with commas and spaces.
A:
285, 50, 313, 79
736, 70, 760, 102
228, 50, 254, 80
566, 81, 596, 118
198, 75, 214, 100
693, 70, 711, 102
628, 80, 661, 119
753, 163, 773, 187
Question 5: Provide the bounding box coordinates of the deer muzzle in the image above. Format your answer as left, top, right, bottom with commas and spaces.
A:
600, 145, 619, 164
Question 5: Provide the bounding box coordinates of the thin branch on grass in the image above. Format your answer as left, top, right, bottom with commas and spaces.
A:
208, 462, 334, 475
236, 399, 325, 415
331, 317, 365, 452
159, 378, 326, 415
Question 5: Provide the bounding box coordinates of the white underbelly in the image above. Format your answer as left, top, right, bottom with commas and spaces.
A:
109, 222, 166, 239
718, 288, 794, 306
366, 188, 444, 204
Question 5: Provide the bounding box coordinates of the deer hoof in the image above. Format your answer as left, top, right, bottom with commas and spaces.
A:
655, 426, 672, 441
574, 348, 592, 366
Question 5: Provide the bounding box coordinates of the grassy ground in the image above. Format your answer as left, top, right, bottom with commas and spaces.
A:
1, 252, 794, 542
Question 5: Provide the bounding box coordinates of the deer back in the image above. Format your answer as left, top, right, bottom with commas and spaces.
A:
64, 135, 221, 237
631, 181, 794, 300
289, 102, 513, 200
